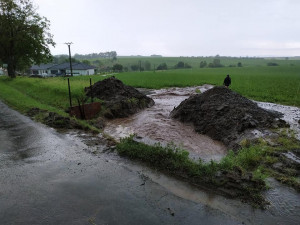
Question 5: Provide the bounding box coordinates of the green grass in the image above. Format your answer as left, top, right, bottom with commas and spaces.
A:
89, 56, 300, 69
114, 66, 300, 106
116, 136, 268, 207
0, 64, 299, 115
0, 76, 106, 112
117, 136, 270, 179
116, 133, 300, 206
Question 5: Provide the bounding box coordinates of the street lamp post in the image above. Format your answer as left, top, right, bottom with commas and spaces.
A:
65, 42, 73, 76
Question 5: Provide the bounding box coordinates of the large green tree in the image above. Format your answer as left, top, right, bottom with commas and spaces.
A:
0, 0, 55, 78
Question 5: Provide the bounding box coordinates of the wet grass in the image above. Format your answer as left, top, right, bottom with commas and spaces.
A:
114, 66, 300, 106
0, 64, 299, 112
117, 136, 268, 180
93, 56, 300, 69
117, 136, 267, 207
0, 76, 105, 111
0, 77, 101, 132
116, 132, 300, 207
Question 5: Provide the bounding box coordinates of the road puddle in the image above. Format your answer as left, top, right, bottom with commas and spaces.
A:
104, 85, 227, 162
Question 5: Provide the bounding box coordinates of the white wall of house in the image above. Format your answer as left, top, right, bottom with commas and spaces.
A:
87, 69, 95, 75
36, 69, 52, 76
66, 69, 95, 76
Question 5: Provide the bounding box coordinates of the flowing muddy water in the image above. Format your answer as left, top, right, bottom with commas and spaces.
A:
105, 85, 300, 162
104, 85, 227, 161
256, 101, 300, 140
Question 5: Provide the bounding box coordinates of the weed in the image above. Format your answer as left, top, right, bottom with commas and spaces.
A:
195, 88, 201, 94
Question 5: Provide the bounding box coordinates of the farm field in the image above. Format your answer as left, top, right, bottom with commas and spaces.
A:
0, 64, 299, 115
89, 56, 300, 69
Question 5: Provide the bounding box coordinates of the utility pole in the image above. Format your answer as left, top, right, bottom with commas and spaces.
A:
65, 42, 73, 76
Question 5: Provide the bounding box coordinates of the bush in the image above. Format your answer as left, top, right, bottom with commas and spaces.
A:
174, 61, 185, 69
200, 61, 207, 68
112, 64, 123, 72
156, 63, 168, 70
267, 62, 279, 66
130, 65, 139, 71
208, 58, 224, 68
184, 63, 192, 68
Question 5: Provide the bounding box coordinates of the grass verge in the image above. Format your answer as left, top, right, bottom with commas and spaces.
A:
116, 132, 300, 208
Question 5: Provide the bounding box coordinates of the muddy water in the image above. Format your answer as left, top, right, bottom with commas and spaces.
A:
104, 85, 300, 162
104, 85, 227, 161
256, 101, 300, 140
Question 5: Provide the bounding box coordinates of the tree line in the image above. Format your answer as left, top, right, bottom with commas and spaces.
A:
74, 51, 117, 60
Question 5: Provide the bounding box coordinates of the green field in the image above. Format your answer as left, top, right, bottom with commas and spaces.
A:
115, 66, 300, 106
0, 60, 299, 115
90, 56, 300, 69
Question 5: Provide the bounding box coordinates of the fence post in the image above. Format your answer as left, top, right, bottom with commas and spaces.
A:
68, 78, 72, 107
90, 78, 93, 103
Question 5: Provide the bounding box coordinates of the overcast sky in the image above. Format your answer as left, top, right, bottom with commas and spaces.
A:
33, 0, 300, 57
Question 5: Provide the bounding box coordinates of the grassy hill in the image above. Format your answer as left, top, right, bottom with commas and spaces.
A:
84, 56, 300, 71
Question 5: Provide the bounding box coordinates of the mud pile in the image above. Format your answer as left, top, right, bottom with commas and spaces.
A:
170, 86, 287, 148
27, 108, 84, 130
86, 77, 154, 118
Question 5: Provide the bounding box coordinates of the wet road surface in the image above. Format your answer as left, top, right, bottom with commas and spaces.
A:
1, 100, 300, 225
0, 101, 240, 224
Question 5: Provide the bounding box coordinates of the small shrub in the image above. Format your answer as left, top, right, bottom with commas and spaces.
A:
195, 89, 201, 94
267, 62, 279, 66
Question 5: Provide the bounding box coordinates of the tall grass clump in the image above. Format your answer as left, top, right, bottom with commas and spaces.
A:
219, 146, 266, 171
116, 136, 268, 181
117, 136, 220, 179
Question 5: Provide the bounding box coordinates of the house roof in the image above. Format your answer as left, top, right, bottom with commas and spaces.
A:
31, 62, 96, 70
30, 64, 56, 70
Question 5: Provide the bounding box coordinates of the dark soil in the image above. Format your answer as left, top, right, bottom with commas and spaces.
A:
85, 77, 154, 119
27, 108, 84, 130
170, 86, 288, 149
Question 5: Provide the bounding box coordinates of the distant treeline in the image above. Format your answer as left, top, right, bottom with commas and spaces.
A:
74, 51, 117, 60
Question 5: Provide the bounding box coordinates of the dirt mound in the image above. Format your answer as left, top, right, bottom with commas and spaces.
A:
170, 86, 287, 148
86, 77, 154, 118
27, 108, 84, 130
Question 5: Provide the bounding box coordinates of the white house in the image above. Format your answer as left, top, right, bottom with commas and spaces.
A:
30, 62, 96, 77
0, 68, 4, 76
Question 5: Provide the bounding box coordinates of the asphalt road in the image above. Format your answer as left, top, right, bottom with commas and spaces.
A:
0, 101, 240, 225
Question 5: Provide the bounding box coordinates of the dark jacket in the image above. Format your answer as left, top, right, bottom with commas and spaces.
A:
224, 76, 231, 86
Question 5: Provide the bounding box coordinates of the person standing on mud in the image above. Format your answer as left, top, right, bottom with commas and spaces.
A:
223, 74, 231, 88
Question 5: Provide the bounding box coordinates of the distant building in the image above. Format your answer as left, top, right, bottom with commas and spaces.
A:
0, 68, 5, 76
30, 62, 96, 77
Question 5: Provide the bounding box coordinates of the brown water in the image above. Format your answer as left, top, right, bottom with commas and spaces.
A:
104, 85, 227, 161
256, 101, 300, 140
